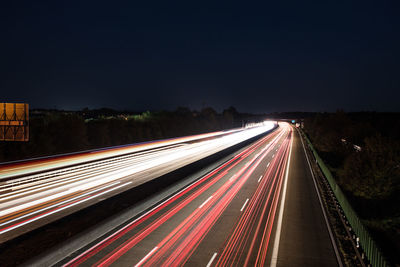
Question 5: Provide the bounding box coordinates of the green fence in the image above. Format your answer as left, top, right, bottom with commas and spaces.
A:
303, 133, 389, 267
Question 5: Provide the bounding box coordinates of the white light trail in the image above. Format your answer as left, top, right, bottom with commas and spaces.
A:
0, 122, 277, 237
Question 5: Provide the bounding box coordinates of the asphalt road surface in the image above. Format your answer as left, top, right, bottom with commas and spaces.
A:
0, 123, 276, 243
53, 123, 339, 267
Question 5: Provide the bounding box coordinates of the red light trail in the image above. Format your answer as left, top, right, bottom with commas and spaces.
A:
62, 123, 293, 267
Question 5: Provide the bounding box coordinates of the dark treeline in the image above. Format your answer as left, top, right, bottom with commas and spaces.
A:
304, 112, 400, 209
304, 111, 400, 261
0, 107, 266, 163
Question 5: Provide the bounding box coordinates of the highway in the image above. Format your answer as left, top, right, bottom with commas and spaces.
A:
49, 122, 338, 266
1, 122, 340, 266
0, 122, 276, 243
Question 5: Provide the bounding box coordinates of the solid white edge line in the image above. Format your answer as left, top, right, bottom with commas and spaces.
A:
206, 252, 218, 267
297, 128, 343, 267
270, 128, 293, 267
240, 198, 249, 212
134, 246, 158, 267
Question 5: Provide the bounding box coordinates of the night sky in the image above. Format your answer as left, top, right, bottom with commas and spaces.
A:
1, 1, 399, 113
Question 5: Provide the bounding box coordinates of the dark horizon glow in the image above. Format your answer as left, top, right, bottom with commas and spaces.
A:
1, 1, 399, 113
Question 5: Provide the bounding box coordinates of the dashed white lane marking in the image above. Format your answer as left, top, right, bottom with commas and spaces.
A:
199, 195, 213, 209
240, 198, 249, 212
135, 246, 158, 267
206, 252, 218, 267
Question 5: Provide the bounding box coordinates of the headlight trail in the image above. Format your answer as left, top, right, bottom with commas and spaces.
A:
58, 122, 293, 267
0, 122, 277, 243
0, 129, 243, 179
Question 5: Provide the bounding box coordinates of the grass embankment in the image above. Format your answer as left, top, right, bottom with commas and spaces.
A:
304, 111, 400, 265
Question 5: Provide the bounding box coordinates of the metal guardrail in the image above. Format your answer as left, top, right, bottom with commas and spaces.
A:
303, 132, 389, 267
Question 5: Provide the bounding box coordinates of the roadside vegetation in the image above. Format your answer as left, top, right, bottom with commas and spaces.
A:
303, 111, 400, 264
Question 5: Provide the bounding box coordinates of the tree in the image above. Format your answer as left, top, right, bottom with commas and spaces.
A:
340, 135, 400, 200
